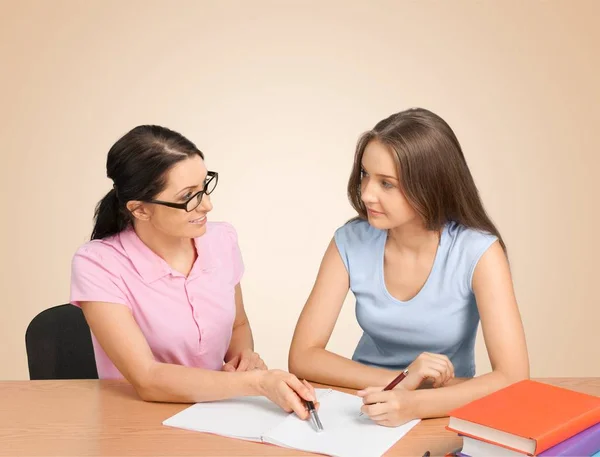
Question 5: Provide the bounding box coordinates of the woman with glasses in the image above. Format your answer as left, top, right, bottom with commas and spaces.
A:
70, 125, 317, 419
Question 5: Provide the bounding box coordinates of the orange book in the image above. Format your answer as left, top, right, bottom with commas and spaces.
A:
446, 380, 600, 456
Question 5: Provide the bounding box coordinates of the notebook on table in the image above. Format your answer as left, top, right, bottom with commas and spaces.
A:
163, 388, 420, 457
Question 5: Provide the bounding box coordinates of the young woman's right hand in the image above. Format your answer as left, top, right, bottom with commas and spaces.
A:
399, 352, 455, 390
256, 370, 318, 420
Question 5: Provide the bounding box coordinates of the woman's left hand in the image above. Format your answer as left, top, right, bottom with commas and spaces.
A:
357, 386, 418, 427
223, 349, 268, 372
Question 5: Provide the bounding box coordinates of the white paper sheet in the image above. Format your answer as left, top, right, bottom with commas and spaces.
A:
162, 388, 420, 457
264, 389, 420, 457
162, 394, 288, 441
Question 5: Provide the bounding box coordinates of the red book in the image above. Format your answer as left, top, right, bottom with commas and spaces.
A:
446, 380, 600, 455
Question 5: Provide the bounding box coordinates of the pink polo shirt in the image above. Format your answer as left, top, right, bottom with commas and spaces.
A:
70, 221, 244, 379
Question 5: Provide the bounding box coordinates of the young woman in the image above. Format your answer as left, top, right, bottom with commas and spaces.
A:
289, 108, 529, 426
71, 125, 316, 419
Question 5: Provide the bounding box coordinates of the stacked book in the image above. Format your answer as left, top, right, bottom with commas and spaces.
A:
446, 380, 600, 456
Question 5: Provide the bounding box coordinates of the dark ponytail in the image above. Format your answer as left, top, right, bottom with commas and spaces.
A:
90, 125, 204, 240
91, 188, 130, 240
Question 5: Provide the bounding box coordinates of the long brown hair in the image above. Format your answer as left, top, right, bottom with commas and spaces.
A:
347, 107, 506, 253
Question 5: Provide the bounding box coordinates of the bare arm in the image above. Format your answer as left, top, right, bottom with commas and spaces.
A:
360, 241, 530, 424
412, 241, 529, 417
222, 284, 268, 372
80, 300, 264, 403
80, 298, 315, 415
225, 285, 254, 360
224, 285, 254, 359
289, 238, 398, 389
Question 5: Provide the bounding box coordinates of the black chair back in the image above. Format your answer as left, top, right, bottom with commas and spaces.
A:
25, 304, 98, 379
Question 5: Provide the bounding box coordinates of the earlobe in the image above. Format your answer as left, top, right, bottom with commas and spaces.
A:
127, 201, 151, 221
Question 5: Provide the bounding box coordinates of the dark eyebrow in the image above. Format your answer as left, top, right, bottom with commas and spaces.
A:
175, 172, 209, 197
360, 164, 398, 181
175, 185, 197, 197
376, 173, 398, 181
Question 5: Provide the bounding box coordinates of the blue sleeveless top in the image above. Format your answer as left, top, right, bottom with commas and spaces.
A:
334, 219, 498, 378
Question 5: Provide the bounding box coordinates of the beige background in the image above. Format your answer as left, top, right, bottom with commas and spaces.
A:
1, 1, 598, 381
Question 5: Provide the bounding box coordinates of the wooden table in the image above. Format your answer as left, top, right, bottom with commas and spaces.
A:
0, 378, 598, 456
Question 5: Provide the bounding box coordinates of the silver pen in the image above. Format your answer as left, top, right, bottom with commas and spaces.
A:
305, 400, 324, 432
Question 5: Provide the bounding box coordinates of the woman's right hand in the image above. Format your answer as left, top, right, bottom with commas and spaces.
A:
256, 370, 318, 420
399, 352, 455, 390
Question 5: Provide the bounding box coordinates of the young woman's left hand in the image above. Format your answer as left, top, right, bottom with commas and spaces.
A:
223, 349, 268, 372
357, 386, 418, 427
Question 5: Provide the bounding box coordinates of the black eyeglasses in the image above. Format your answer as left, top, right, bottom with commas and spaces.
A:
146, 171, 218, 212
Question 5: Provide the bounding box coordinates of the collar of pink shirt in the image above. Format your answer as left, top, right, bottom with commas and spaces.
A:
118, 226, 219, 282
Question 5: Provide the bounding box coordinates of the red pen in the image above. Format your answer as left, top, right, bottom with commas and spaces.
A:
383, 368, 409, 391
359, 369, 409, 416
